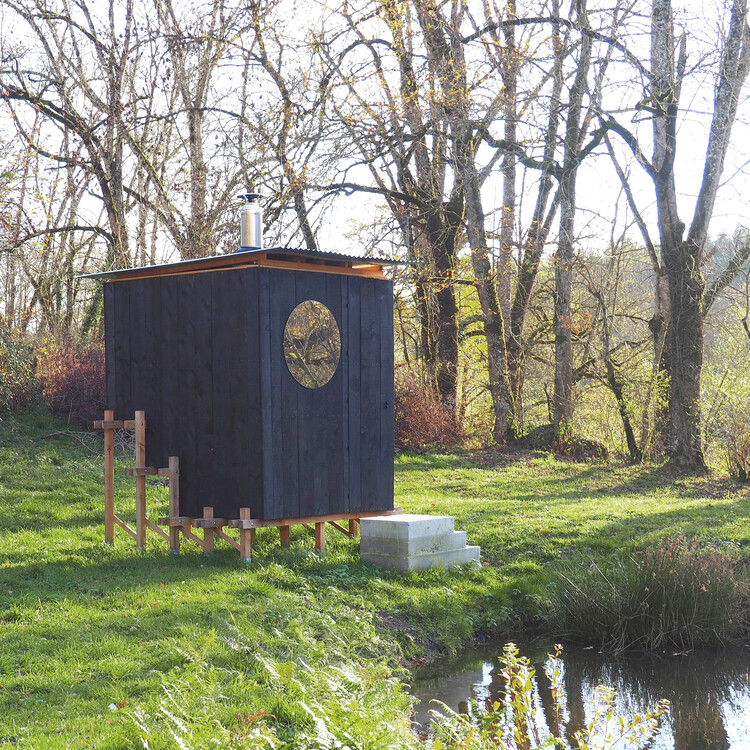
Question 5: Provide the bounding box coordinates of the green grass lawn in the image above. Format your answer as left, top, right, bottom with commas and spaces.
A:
1, 411, 748, 747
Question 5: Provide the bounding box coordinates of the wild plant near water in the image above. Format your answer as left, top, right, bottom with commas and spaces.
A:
429, 643, 669, 750
554, 535, 749, 651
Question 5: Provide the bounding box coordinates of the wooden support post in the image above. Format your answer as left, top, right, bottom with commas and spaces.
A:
103, 410, 115, 545
135, 411, 147, 552
239, 508, 254, 563
349, 519, 358, 537
203, 507, 215, 555
315, 522, 325, 554
168, 457, 180, 555
279, 525, 290, 547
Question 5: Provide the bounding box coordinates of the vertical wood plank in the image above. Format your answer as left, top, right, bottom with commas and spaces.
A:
129, 281, 148, 427
112, 283, 131, 419
340, 278, 351, 514
103, 410, 114, 545
135, 410, 147, 551
359, 279, 379, 511
104, 284, 116, 411
324, 273, 344, 515
279, 525, 290, 547
142, 278, 163, 470
192, 273, 215, 512
245, 270, 263, 516
268, 269, 298, 519
159, 276, 181, 509
378, 279, 395, 511
168, 456, 180, 555
347, 280, 362, 513
259, 270, 274, 520
295, 271, 327, 517
177, 274, 198, 517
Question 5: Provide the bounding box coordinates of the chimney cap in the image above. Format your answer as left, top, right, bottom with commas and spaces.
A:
238, 192, 262, 202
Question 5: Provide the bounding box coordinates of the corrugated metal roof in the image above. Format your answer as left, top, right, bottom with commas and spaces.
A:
77, 247, 412, 282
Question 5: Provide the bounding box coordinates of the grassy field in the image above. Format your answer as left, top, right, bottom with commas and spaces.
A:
1, 411, 749, 747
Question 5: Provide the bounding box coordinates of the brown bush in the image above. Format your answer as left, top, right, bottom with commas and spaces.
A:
394, 370, 461, 452
36, 341, 106, 426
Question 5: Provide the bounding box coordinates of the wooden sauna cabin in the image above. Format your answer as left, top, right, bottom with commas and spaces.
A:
91, 248, 398, 522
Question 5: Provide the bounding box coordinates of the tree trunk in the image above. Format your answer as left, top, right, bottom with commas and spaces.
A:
553, 167, 576, 438
553, 9, 592, 439
430, 213, 460, 414
664, 242, 705, 465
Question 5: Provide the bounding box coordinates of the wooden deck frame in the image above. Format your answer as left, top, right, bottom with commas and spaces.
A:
96, 410, 401, 561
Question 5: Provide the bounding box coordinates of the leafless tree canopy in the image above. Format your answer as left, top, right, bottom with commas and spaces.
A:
2, 0, 750, 466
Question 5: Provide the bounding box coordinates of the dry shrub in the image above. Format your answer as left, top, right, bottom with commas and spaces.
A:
36, 341, 106, 426
394, 370, 461, 452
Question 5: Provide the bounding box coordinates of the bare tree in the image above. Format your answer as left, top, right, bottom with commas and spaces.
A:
603, 0, 750, 468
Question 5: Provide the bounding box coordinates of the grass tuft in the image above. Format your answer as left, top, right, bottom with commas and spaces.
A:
554, 535, 750, 651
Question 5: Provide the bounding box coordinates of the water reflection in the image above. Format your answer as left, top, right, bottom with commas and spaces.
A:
411, 641, 750, 749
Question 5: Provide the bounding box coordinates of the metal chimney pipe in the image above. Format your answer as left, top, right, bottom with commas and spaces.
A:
238, 193, 263, 251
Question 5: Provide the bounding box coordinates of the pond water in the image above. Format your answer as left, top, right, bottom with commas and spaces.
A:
410, 640, 750, 748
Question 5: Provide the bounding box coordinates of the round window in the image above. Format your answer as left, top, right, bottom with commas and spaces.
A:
283, 300, 341, 388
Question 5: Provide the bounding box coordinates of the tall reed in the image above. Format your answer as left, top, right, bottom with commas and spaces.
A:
554, 535, 749, 651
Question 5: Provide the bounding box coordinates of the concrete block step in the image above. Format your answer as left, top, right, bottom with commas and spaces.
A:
360, 514, 456, 542
361, 530, 467, 557
362, 545, 481, 571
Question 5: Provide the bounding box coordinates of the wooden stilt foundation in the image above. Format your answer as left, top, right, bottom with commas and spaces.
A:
279, 525, 291, 547
96, 410, 400, 560
315, 522, 325, 553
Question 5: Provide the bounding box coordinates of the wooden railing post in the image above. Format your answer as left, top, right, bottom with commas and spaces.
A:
168, 456, 180, 555
103, 410, 115, 545
135, 411, 147, 552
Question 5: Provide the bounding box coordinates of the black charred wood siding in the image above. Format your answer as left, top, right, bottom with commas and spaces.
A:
104, 266, 394, 521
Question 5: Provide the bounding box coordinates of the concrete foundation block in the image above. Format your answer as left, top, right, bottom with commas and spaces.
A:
360, 514, 456, 540
360, 529, 467, 557
360, 514, 480, 571
362, 545, 481, 571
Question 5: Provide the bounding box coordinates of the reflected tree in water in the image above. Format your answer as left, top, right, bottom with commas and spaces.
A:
529, 648, 739, 750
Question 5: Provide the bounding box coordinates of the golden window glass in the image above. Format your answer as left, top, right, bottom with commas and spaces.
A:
283, 300, 341, 388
